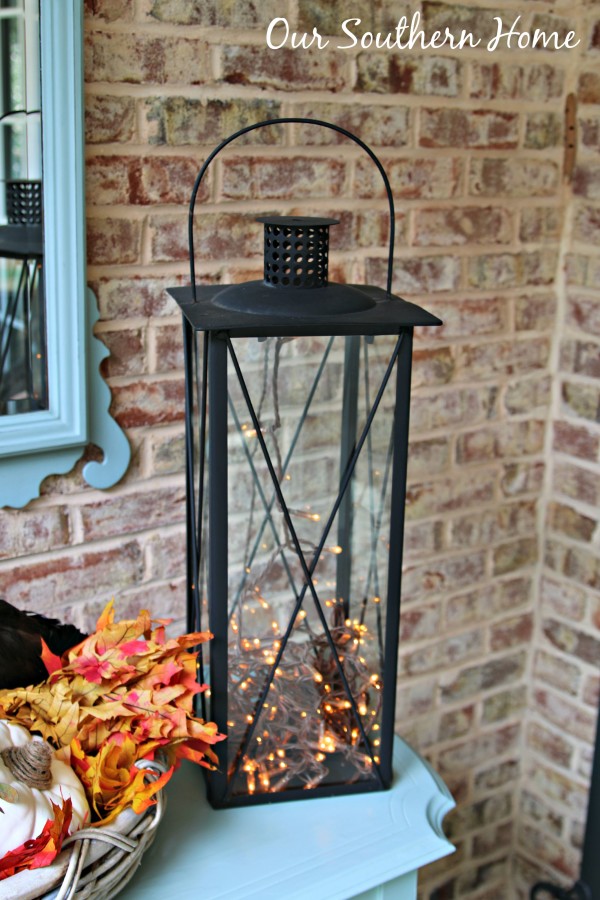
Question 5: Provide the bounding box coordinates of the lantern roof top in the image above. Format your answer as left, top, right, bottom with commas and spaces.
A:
168, 282, 442, 338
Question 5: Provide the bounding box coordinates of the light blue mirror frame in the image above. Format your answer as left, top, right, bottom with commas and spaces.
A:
0, 0, 130, 508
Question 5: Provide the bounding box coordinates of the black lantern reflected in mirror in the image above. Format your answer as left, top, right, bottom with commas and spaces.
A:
169, 119, 441, 808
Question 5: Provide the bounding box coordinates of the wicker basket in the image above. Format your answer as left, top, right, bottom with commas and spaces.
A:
0, 759, 167, 900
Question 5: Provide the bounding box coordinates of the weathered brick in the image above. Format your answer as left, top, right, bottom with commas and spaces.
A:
86, 155, 137, 206
457, 859, 510, 894
566, 252, 600, 292
470, 61, 564, 102
98, 327, 146, 377
440, 652, 527, 702
543, 617, 600, 667
399, 604, 443, 642
467, 250, 556, 289
548, 500, 597, 541
111, 378, 186, 428
420, 108, 518, 149
396, 679, 437, 719
456, 338, 550, 381
403, 552, 486, 599
470, 158, 560, 197
474, 759, 520, 794
85, 95, 136, 144
292, 103, 411, 146
406, 436, 450, 476
521, 790, 564, 836
406, 472, 494, 520
561, 380, 600, 423
566, 295, 600, 336
146, 528, 186, 581
501, 461, 545, 498
533, 649, 581, 696
438, 724, 520, 773
440, 704, 475, 741
547, 542, 600, 590
151, 323, 185, 373
84, 0, 133, 22
409, 384, 498, 433
520, 207, 563, 243
579, 114, 600, 153
490, 612, 534, 650
150, 213, 260, 263
449, 501, 537, 550
221, 45, 347, 92
552, 461, 598, 507
422, 2, 501, 44
449, 792, 512, 839
529, 13, 580, 52
221, 156, 347, 201
456, 420, 545, 465
298, 0, 374, 34
402, 628, 484, 676
148, 429, 185, 476
143, 98, 283, 147
327, 209, 392, 251
412, 346, 456, 387
518, 823, 579, 880
93, 276, 182, 321
493, 538, 538, 575
356, 54, 462, 97
0, 543, 144, 608
80, 486, 186, 541
561, 337, 600, 379
85, 32, 211, 85
147, 0, 280, 26
515, 294, 556, 332
534, 688, 596, 743
137, 156, 208, 206
574, 203, 600, 246
528, 721, 574, 768
368, 255, 461, 294
87, 216, 142, 265
473, 821, 513, 859
356, 156, 463, 200
540, 574, 587, 622
573, 164, 600, 201
414, 208, 513, 247
583, 673, 599, 709
445, 577, 532, 628
504, 375, 551, 415
578, 70, 600, 103
483, 685, 527, 723
0, 507, 70, 561
525, 111, 563, 149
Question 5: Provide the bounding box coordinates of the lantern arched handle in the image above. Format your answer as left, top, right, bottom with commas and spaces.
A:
187, 118, 396, 300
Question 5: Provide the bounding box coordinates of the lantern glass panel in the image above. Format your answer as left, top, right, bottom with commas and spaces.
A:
198, 331, 399, 799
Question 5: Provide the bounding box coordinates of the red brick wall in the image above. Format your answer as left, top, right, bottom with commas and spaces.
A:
0, 1, 598, 896
514, 5, 600, 895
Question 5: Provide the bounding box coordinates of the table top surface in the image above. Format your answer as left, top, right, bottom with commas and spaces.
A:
119, 736, 454, 900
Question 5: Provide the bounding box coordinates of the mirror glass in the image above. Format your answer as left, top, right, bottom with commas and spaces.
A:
0, 0, 46, 416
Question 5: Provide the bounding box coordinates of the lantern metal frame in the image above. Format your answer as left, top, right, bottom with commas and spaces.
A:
169, 119, 441, 808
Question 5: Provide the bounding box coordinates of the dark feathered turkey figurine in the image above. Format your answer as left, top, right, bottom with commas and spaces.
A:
0, 599, 86, 689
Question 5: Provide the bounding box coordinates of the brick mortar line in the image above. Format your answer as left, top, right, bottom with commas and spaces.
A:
528, 709, 597, 759
83, 80, 572, 110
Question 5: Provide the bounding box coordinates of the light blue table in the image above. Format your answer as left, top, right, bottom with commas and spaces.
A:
119, 737, 454, 900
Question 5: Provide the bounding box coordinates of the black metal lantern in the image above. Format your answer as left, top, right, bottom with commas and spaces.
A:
169, 119, 442, 809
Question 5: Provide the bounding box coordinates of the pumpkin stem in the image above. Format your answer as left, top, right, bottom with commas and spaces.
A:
0, 740, 53, 789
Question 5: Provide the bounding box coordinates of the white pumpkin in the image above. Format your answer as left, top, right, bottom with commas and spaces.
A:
0, 720, 89, 855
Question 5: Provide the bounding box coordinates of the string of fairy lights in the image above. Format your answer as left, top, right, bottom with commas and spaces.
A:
197, 335, 394, 796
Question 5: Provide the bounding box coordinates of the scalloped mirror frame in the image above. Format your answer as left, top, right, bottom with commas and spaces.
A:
0, 1, 130, 508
